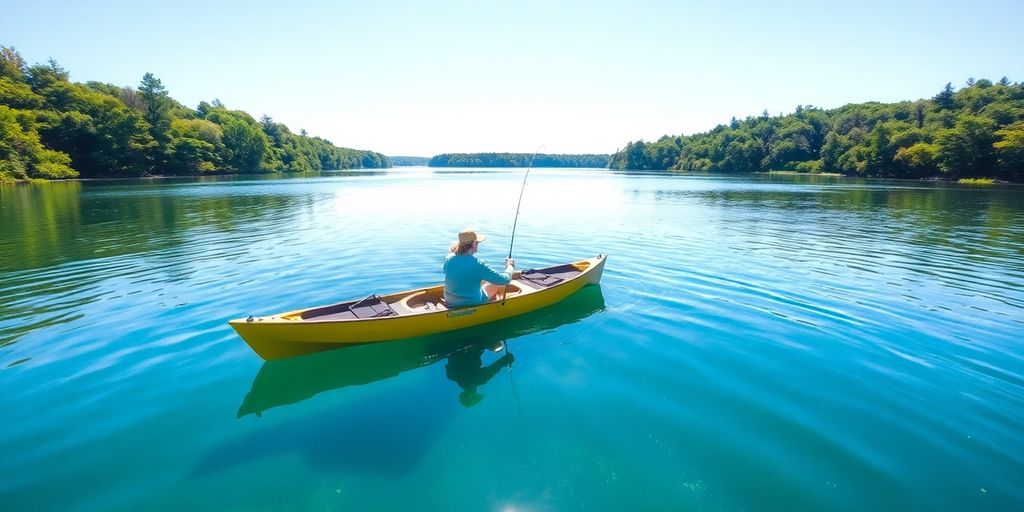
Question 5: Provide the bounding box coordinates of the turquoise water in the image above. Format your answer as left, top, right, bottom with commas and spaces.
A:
2, 169, 1023, 511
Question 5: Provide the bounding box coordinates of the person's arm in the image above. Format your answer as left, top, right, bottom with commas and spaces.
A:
505, 258, 522, 279
475, 258, 513, 285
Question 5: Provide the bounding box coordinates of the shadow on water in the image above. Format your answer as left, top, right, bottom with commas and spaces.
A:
236, 285, 606, 418
195, 384, 453, 477
192, 286, 605, 479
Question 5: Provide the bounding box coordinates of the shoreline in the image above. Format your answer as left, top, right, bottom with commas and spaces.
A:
761, 170, 844, 177
1, 169, 391, 185
3, 169, 1020, 186
757, 170, 1017, 185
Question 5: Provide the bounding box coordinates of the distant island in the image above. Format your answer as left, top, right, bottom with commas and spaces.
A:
610, 78, 1024, 182
429, 153, 611, 168
0, 46, 389, 183
388, 156, 431, 166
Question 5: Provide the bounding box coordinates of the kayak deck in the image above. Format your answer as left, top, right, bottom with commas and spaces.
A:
293, 262, 587, 322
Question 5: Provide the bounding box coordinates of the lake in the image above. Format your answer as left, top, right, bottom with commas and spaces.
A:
2, 168, 1023, 511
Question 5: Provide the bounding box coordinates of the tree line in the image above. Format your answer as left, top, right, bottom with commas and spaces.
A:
388, 156, 430, 166
610, 78, 1024, 181
429, 153, 610, 168
0, 46, 389, 182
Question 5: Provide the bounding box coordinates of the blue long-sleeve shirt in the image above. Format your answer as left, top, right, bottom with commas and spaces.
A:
442, 253, 512, 307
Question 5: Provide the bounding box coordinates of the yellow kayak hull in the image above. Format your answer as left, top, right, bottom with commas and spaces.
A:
229, 254, 607, 360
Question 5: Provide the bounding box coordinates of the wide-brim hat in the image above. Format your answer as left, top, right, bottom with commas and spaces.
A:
457, 229, 486, 245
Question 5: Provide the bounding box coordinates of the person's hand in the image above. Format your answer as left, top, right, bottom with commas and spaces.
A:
511, 271, 522, 279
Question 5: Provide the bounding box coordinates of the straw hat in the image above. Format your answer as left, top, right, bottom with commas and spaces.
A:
457, 229, 487, 245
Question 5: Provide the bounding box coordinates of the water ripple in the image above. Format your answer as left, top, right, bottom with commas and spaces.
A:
2, 172, 1023, 511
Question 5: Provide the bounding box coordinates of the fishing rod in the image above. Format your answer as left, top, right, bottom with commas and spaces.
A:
507, 148, 542, 260
501, 148, 542, 308
501, 149, 541, 420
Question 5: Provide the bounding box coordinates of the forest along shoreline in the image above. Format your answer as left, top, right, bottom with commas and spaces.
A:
2, 44, 1022, 184
0, 46, 390, 185
608, 79, 1024, 183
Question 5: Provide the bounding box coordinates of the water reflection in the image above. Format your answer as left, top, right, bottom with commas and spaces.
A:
445, 342, 514, 407
0, 171, 402, 277
237, 285, 606, 417
0, 179, 320, 272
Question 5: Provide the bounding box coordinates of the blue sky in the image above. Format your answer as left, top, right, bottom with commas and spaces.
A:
4, 0, 1023, 156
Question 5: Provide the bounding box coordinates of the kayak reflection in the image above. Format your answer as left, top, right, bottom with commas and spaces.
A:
237, 285, 606, 417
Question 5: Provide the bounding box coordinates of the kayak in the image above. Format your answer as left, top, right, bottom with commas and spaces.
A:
229, 254, 607, 360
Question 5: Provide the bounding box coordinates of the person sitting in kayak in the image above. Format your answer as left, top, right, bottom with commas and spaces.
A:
443, 229, 521, 307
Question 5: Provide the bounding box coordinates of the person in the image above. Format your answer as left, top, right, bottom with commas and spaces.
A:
443, 228, 521, 307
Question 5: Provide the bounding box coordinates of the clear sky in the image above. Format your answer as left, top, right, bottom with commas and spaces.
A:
4, 0, 1023, 156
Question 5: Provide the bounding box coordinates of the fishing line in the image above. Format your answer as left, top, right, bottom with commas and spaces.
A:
503, 341, 527, 423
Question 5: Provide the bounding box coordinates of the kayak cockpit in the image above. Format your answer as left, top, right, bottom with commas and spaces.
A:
398, 283, 530, 313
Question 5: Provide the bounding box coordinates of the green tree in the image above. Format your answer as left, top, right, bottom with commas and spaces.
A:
166, 137, 217, 174
196, 101, 213, 118
259, 115, 284, 146
764, 117, 816, 168
646, 136, 683, 169
820, 130, 857, 172
609, 140, 651, 170
0, 46, 27, 81
0, 105, 76, 181
933, 82, 955, 110
139, 72, 172, 143
171, 118, 222, 146
993, 123, 1024, 179
25, 59, 70, 91
0, 76, 45, 109
894, 142, 940, 176
219, 116, 271, 172
30, 80, 154, 177
936, 116, 996, 177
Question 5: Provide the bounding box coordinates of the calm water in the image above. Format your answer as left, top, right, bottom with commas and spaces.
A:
2, 169, 1023, 511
